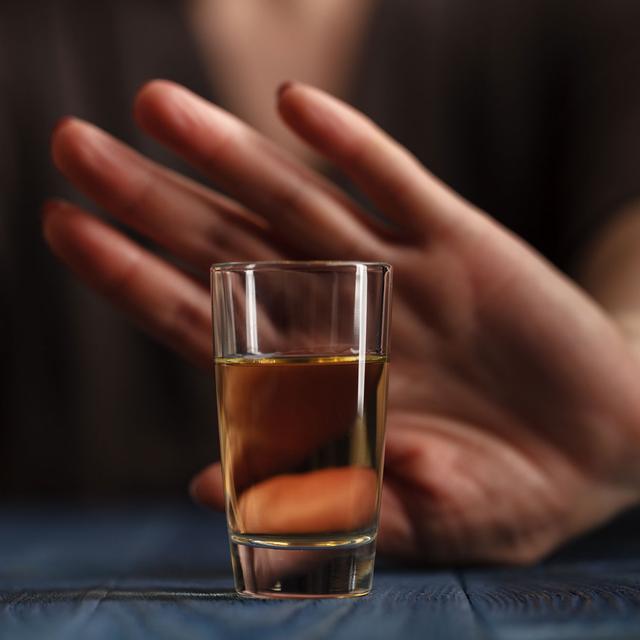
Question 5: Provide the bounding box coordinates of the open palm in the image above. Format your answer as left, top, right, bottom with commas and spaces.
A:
45, 81, 640, 564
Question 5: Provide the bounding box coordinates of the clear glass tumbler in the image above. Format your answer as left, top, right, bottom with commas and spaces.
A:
210, 261, 392, 598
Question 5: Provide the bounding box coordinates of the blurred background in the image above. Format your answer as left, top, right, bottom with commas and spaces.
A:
2, 0, 639, 500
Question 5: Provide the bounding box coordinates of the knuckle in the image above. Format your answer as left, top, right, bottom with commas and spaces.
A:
101, 251, 144, 301
121, 171, 158, 221
340, 132, 376, 169
201, 126, 241, 173
491, 528, 555, 566
207, 221, 234, 254
266, 180, 308, 219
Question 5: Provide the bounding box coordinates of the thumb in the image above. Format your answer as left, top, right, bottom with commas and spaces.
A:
189, 463, 225, 510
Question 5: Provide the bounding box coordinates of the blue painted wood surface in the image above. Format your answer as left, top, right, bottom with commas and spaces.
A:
1, 503, 639, 639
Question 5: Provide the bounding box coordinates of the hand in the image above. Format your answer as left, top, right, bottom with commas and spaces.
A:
44, 81, 640, 564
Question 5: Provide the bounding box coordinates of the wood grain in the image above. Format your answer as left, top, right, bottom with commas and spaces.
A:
1, 504, 639, 639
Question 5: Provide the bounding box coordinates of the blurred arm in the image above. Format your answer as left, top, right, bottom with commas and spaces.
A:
578, 200, 640, 357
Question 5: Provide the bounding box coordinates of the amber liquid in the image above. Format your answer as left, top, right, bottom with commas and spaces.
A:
215, 354, 388, 597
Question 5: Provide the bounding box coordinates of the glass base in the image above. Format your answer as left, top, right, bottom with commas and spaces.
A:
229, 533, 377, 598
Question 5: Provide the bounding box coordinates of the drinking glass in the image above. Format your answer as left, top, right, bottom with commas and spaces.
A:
210, 261, 392, 598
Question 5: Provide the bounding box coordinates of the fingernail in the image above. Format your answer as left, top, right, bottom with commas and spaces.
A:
277, 81, 294, 101
51, 116, 75, 140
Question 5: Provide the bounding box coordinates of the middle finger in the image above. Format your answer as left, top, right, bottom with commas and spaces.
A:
134, 80, 386, 259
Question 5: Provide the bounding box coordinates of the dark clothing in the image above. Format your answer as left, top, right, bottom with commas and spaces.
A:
2, 0, 640, 496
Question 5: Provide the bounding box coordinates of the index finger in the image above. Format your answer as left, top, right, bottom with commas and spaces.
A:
278, 83, 476, 238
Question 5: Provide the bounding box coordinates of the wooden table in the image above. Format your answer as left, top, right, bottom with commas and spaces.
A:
1, 503, 639, 639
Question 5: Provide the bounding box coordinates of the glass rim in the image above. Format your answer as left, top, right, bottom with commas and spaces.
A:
210, 260, 392, 273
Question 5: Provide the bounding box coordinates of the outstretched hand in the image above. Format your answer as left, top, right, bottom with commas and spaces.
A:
44, 81, 640, 564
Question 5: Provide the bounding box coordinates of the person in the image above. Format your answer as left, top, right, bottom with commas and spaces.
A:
5, 0, 640, 563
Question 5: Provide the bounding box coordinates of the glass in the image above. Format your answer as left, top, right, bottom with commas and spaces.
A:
210, 261, 392, 598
